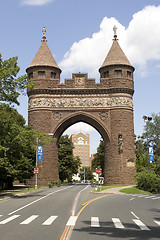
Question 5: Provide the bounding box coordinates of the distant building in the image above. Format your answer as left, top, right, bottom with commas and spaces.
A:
71, 133, 91, 168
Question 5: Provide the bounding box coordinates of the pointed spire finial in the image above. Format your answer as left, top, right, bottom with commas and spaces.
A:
113, 25, 118, 40
42, 27, 47, 42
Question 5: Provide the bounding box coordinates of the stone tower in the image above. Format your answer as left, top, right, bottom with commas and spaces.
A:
99, 26, 135, 184
26, 27, 136, 186
26, 28, 61, 185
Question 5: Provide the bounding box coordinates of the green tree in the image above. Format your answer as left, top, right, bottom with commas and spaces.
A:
135, 139, 148, 172
0, 104, 53, 189
91, 139, 104, 176
58, 135, 81, 182
142, 113, 160, 157
0, 53, 32, 105
79, 167, 93, 181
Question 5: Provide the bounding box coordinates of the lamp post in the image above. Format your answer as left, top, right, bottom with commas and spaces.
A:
142, 115, 152, 171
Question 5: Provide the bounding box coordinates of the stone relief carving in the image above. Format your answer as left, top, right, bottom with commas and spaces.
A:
53, 111, 62, 121
75, 77, 85, 87
28, 96, 133, 110
118, 133, 123, 154
99, 111, 109, 121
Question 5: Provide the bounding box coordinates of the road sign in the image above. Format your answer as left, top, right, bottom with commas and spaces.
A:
34, 168, 39, 174
37, 145, 43, 161
149, 146, 154, 162
96, 168, 102, 175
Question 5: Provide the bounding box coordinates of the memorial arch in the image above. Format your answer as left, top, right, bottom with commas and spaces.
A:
26, 27, 136, 185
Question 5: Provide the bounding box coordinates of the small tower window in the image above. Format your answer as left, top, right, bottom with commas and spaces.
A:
127, 71, 131, 78
115, 70, 122, 76
104, 71, 109, 78
51, 72, 56, 79
28, 72, 33, 79
38, 71, 45, 77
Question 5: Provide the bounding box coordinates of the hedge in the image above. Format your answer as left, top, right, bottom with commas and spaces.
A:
136, 170, 160, 194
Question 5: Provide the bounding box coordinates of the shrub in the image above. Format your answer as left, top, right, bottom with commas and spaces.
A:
136, 170, 160, 194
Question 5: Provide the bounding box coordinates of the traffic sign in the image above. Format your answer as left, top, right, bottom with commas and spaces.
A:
149, 146, 154, 162
96, 168, 102, 175
37, 145, 43, 161
34, 168, 39, 174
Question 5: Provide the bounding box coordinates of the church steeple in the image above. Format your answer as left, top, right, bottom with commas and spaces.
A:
99, 26, 134, 73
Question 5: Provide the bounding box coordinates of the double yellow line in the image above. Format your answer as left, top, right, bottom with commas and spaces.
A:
60, 195, 107, 240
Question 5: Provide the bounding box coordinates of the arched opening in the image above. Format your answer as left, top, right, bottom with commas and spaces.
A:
52, 113, 110, 183
53, 112, 110, 142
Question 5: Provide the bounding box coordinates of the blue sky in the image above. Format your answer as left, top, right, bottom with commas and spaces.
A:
1, 0, 160, 154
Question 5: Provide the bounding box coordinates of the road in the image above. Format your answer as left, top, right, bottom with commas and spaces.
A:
0, 184, 160, 240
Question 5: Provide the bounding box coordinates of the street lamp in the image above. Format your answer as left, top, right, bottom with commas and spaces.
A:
142, 115, 152, 170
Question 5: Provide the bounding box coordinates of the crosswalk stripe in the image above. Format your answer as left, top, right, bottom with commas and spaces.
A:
145, 195, 156, 199
42, 216, 58, 225
133, 219, 150, 230
154, 220, 160, 226
138, 195, 146, 198
112, 218, 124, 229
66, 216, 77, 226
91, 217, 100, 227
0, 215, 20, 224
0, 215, 2, 217
152, 197, 160, 200
20, 215, 39, 224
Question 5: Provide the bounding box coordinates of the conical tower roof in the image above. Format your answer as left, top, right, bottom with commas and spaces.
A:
27, 27, 61, 72
99, 26, 134, 71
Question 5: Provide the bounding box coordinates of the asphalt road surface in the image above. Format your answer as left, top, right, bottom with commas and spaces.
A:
0, 184, 160, 240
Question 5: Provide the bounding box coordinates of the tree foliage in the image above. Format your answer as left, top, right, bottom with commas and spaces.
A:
79, 167, 94, 181
0, 54, 51, 189
58, 135, 81, 182
0, 104, 53, 188
135, 113, 160, 193
136, 113, 160, 173
142, 113, 160, 157
91, 139, 104, 176
0, 53, 32, 106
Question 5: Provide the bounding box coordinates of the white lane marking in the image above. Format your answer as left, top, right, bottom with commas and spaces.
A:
71, 185, 89, 216
145, 195, 156, 199
130, 198, 135, 201
91, 217, 100, 227
66, 216, 78, 226
131, 212, 139, 219
154, 220, 160, 226
0, 215, 20, 224
152, 197, 160, 200
0, 215, 2, 217
138, 195, 146, 198
42, 216, 58, 225
20, 215, 39, 224
133, 219, 150, 230
112, 218, 124, 229
8, 185, 74, 215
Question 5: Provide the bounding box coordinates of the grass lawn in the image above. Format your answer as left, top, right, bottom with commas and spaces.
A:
92, 185, 151, 194
119, 186, 150, 194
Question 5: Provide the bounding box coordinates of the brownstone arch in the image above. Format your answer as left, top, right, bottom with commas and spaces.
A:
26, 28, 136, 186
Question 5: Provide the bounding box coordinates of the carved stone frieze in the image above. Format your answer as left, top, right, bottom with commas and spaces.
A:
28, 96, 133, 110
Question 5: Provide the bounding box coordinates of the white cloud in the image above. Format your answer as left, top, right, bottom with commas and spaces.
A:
21, 0, 55, 6
59, 5, 160, 78
63, 122, 95, 136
